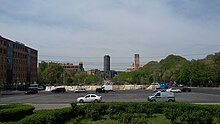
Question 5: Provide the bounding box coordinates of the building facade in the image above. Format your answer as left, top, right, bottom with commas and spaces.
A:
62, 62, 84, 72
0, 35, 38, 88
104, 55, 110, 79
134, 54, 140, 69
127, 54, 140, 72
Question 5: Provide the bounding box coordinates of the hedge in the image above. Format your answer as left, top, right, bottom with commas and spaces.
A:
18, 107, 73, 124
0, 104, 35, 122
71, 102, 220, 123
2, 102, 220, 123
71, 102, 220, 116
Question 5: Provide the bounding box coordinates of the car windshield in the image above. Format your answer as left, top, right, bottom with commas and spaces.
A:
152, 92, 157, 96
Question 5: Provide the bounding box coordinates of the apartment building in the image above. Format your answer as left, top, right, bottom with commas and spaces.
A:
0, 35, 37, 88
62, 62, 84, 72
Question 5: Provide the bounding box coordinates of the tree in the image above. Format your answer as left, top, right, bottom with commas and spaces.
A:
37, 61, 49, 84
177, 60, 217, 86
42, 63, 63, 84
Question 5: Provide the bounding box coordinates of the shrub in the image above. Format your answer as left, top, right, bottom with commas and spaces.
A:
85, 108, 101, 121
18, 107, 73, 124
179, 110, 213, 124
71, 102, 220, 123
0, 104, 35, 122
96, 119, 122, 124
163, 108, 183, 123
116, 113, 148, 124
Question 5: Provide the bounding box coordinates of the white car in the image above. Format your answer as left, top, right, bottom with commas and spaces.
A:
77, 94, 102, 103
166, 88, 181, 93
74, 88, 86, 93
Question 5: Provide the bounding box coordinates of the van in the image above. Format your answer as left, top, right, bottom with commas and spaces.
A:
102, 84, 113, 91
148, 91, 175, 102
51, 87, 66, 93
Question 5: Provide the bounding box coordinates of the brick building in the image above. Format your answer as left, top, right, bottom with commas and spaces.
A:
62, 62, 84, 72
0, 35, 37, 89
127, 54, 140, 72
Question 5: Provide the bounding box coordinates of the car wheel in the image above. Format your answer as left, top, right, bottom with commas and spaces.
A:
168, 99, 173, 102
79, 99, 84, 103
93, 99, 98, 103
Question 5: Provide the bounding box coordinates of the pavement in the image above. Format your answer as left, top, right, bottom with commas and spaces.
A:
0, 90, 24, 95
1, 88, 220, 110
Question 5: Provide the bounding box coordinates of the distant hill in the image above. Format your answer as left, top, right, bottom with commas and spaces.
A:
113, 52, 220, 87
159, 55, 189, 70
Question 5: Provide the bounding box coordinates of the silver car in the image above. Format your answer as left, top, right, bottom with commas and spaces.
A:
166, 88, 181, 93
77, 94, 102, 103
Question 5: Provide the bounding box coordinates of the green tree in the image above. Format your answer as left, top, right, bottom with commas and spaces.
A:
42, 63, 63, 84
177, 60, 217, 86
37, 61, 49, 84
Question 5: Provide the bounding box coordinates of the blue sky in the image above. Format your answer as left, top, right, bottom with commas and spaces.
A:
0, 0, 220, 70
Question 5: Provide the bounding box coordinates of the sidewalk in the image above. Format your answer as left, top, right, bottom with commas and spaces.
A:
0, 90, 24, 95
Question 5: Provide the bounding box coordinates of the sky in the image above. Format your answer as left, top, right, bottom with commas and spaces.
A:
0, 0, 220, 71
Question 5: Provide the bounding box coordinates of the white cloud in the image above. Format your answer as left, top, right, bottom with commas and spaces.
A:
0, 0, 220, 70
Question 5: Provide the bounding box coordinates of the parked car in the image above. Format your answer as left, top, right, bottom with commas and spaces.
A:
166, 88, 181, 93
96, 87, 108, 93
51, 87, 66, 93
178, 84, 184, 87
180, 87, 191, 92
25, 88, 38, 95
102, 84, 113, 91
77, 94, 102, 103
153, 88, 166, 92
148, 91, 175, 102
37, 86, 45, 90
74, 88, 86, 93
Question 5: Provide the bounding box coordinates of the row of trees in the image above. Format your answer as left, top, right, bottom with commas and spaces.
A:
37, 52, 220, 86
113, 52, 220, 86
37, 62, 101, 85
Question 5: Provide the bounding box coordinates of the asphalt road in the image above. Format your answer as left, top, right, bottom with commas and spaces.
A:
1, 87, 220, 110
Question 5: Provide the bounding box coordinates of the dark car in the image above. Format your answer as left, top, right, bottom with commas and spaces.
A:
74, 88, 87, 93
51, 87, 66, 93
25, 88, 38, 95
180, 87, 191, 92
96, 87, 108, 93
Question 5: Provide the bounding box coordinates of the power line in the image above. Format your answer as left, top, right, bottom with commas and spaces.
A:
38, 52, 219, 70
39, 52, 218, 59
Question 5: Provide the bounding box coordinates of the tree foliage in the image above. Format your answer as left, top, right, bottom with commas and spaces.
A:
37, 62, 100, 85
38, 52, 220, 86
113, 52, 220, 86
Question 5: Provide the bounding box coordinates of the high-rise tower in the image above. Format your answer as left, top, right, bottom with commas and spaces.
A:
134, 54, 140, 69
104, 55, 110, 79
